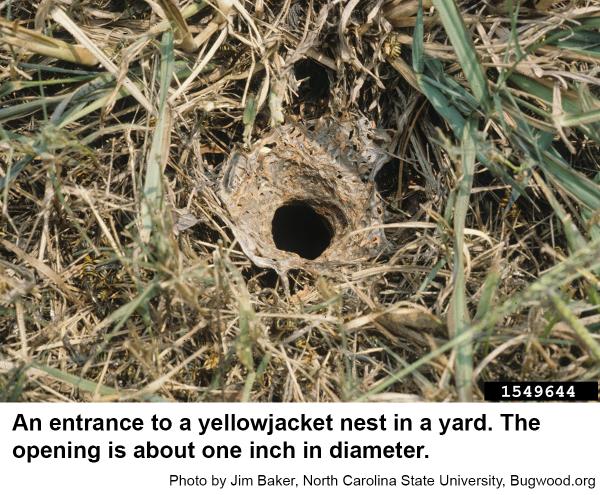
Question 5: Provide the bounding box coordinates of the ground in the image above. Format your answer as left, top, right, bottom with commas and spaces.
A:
0, 0, 599, 402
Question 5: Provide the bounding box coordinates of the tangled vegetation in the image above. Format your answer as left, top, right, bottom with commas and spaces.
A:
1, 0, 599, 401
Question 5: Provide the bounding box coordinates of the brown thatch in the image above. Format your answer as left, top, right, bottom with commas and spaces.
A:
0, 0, 599, 402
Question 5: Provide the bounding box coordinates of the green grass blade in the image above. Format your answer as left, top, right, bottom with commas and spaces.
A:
449, 117, 477, 401
540, 148, 600, 212
431, 0, 491, 109
30, 362, 118, 397
412, 0, 424, 74
0, 96, 64, 123
560, 108, 600, 128
141, 30, 175, 244
550, 292, 600, 363
417, 74, 466, 136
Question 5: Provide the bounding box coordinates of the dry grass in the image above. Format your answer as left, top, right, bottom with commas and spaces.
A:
0, 0, 599, 402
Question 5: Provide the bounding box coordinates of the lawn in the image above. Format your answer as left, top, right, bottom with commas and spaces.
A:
1, 0, 599, 401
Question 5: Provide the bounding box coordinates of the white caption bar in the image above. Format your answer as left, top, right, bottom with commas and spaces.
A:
0, 403, 598, 494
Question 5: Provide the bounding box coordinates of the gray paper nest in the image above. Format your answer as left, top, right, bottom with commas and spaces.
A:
219, 117, 390, 273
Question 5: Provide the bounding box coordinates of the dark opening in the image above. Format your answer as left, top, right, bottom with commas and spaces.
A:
375, 157, 400, 197
558, 356, 571, 367
294, 59, 331, 101
242, 265, 279, 289
271, 201, 333, 260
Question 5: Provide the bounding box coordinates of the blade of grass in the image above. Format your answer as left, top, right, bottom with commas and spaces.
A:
449, 117, 477, 401
474, 263, 502, 356
18, 62, 99, 75
30, 362, 117, 396
431, 0, 491, 109
412, 0, 465, 135
29, 362, 166, 401
412, 0, 424, 74
217, 248, 260, 399
0, 17, 98, 65
0, 76, 96, 98
0, 95, 64, 123
559, 108, 600, 128
0, 156, 30, 194
140, 30, 174, 243
540, 147, 600, 212
549, 292, 600, 363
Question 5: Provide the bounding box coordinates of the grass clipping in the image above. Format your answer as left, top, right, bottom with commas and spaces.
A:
0, 0, 599, 402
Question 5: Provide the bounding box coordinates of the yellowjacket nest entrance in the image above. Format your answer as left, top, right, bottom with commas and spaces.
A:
271, 201, 334, 260
219, 118, 389, 272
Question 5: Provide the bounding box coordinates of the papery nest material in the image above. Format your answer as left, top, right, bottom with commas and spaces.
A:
219, 117, 390, 274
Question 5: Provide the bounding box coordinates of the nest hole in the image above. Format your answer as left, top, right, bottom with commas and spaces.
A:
294, 58, 331, 100
271, 201, 333, 260
375, 157, 400, 197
